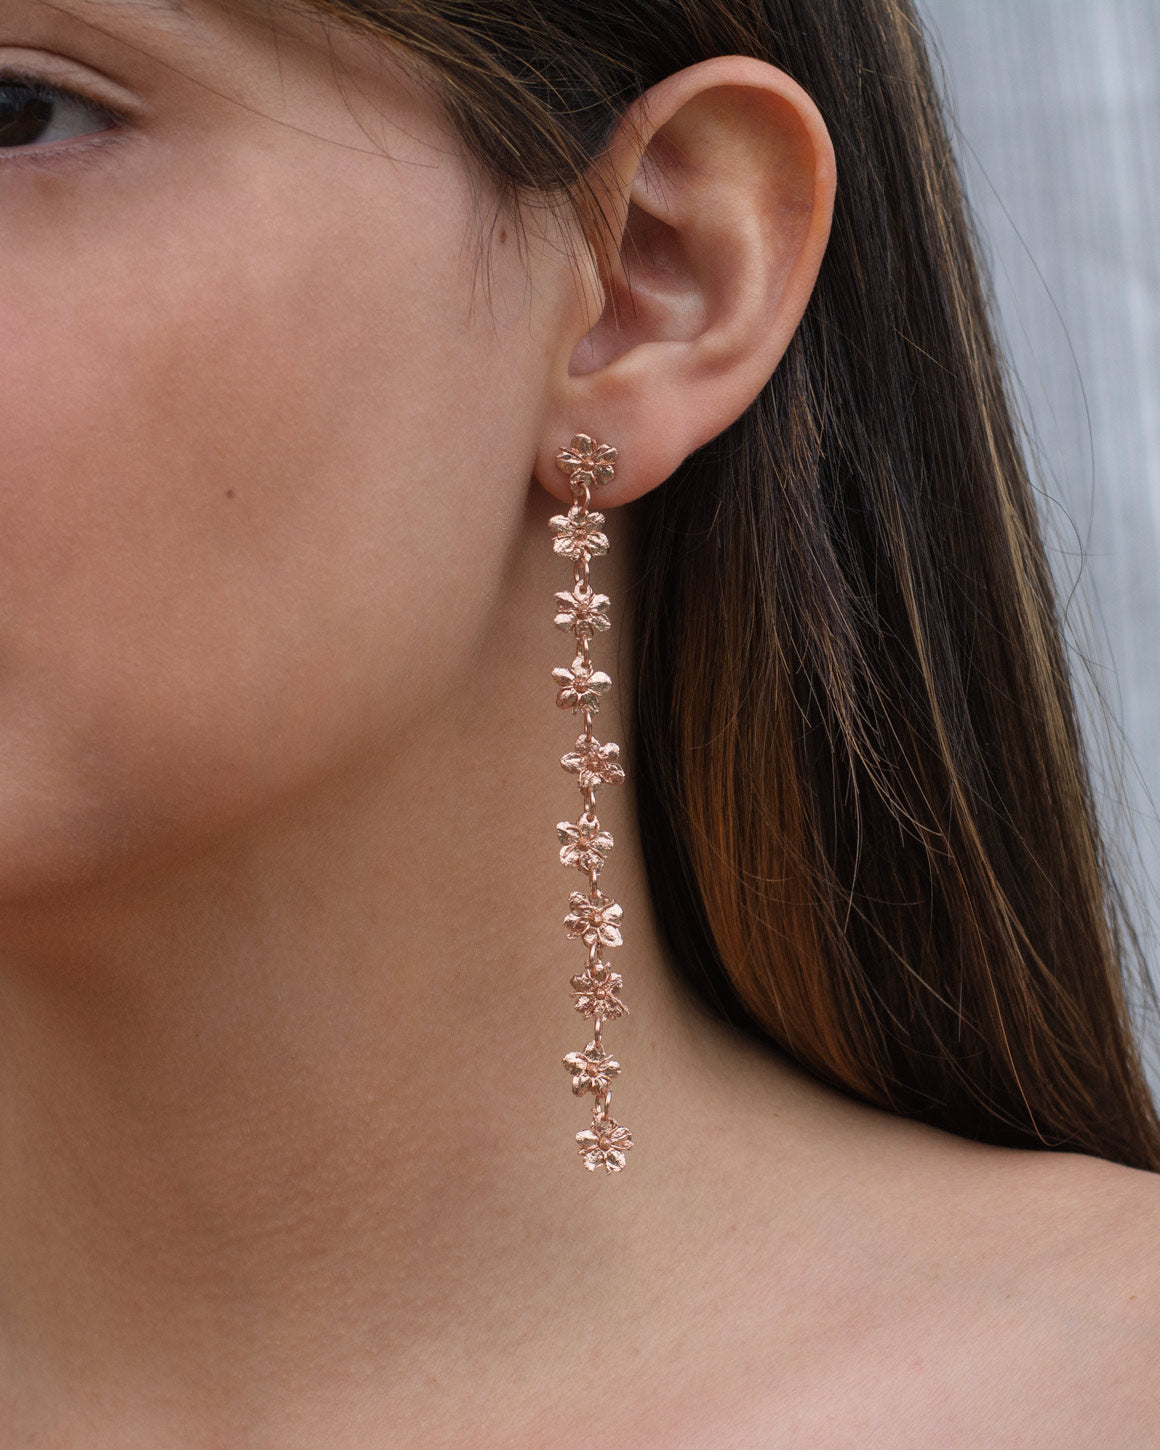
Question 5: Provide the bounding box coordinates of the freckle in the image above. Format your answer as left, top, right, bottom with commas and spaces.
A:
499, 227, 508, 244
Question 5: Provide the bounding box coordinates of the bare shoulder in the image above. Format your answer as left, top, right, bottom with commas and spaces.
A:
782, 1123, 1160, 1448
918, 1139, 1160, 1445
656, 1091, 1160, 1449
1019, 1145, 1160, 1324
1006, 1145, 1160, 1304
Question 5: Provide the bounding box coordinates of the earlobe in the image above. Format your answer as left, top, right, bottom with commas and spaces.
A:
537, 55, 836, 507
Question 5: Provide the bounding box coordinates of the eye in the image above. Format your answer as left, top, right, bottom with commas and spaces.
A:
0, 71, 121, 153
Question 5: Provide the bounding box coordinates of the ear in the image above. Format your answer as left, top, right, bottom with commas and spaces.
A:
535, 55, 836, 506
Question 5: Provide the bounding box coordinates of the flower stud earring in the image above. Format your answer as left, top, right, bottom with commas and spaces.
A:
551, 434, 634, 1174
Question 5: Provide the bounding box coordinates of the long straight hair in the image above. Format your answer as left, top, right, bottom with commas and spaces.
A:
309, 0, 1160, 1168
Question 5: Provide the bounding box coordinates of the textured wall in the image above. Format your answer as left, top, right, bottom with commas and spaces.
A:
911, 0, 1160, 1097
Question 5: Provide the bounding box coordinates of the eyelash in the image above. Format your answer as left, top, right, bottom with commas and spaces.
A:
0, 69, 126, 170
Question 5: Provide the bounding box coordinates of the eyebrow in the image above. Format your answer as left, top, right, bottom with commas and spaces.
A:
47, 0, 318, 49
80, 0, 187, 8
66, 0, 300, 23
42, 0, 191, 21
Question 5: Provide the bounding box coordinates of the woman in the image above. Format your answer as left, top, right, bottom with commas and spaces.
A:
0, 0, 1156, 1440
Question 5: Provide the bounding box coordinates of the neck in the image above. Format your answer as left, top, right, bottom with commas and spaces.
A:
0, 496, 841, 1441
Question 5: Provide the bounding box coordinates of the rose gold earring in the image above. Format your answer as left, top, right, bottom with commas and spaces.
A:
551, 433, 634, 1174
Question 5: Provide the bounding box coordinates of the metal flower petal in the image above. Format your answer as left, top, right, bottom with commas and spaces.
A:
563, 888, 624, 948
570, 959, 629, 1019
560, 735, 625, 791
555, 434, 619, 490
557, 812, 615, 873
551, 655, 613, 713
562, 1039, 622, 1096
549, 505, 610, 562
575, 1115, 634, 1173
553, 582, 612, 639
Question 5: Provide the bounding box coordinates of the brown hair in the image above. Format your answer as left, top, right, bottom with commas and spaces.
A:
305, 0, 1160, 1167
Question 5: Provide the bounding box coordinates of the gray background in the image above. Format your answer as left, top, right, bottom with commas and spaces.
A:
911, 1, 1160, 1100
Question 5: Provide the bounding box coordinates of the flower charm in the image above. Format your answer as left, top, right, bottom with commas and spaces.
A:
570, 960, 629, 1020
561, 735, 625, 791
562, 1039, 622, 1096
557, 812, 614, 874
563, 888, 624, 949
551, 433, 631, 1172
549, 505, 610, 563
552, 654, 612, 714
553, 582, 611, 639
576, 1114, 634, 1173
555, 434, 618, 491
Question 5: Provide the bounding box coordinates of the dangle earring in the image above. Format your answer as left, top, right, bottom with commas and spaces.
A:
551, 433, 634, 1174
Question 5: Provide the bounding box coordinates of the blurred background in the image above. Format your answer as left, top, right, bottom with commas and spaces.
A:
912, 0, 1160, 1102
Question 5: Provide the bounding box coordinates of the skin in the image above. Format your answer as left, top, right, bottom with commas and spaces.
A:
0, 0, 1156, 1444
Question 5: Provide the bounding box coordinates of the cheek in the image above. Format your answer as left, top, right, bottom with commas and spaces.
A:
0, 138, 537, 894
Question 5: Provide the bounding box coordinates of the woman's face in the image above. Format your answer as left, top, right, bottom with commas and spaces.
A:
0, 0, 565, 894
